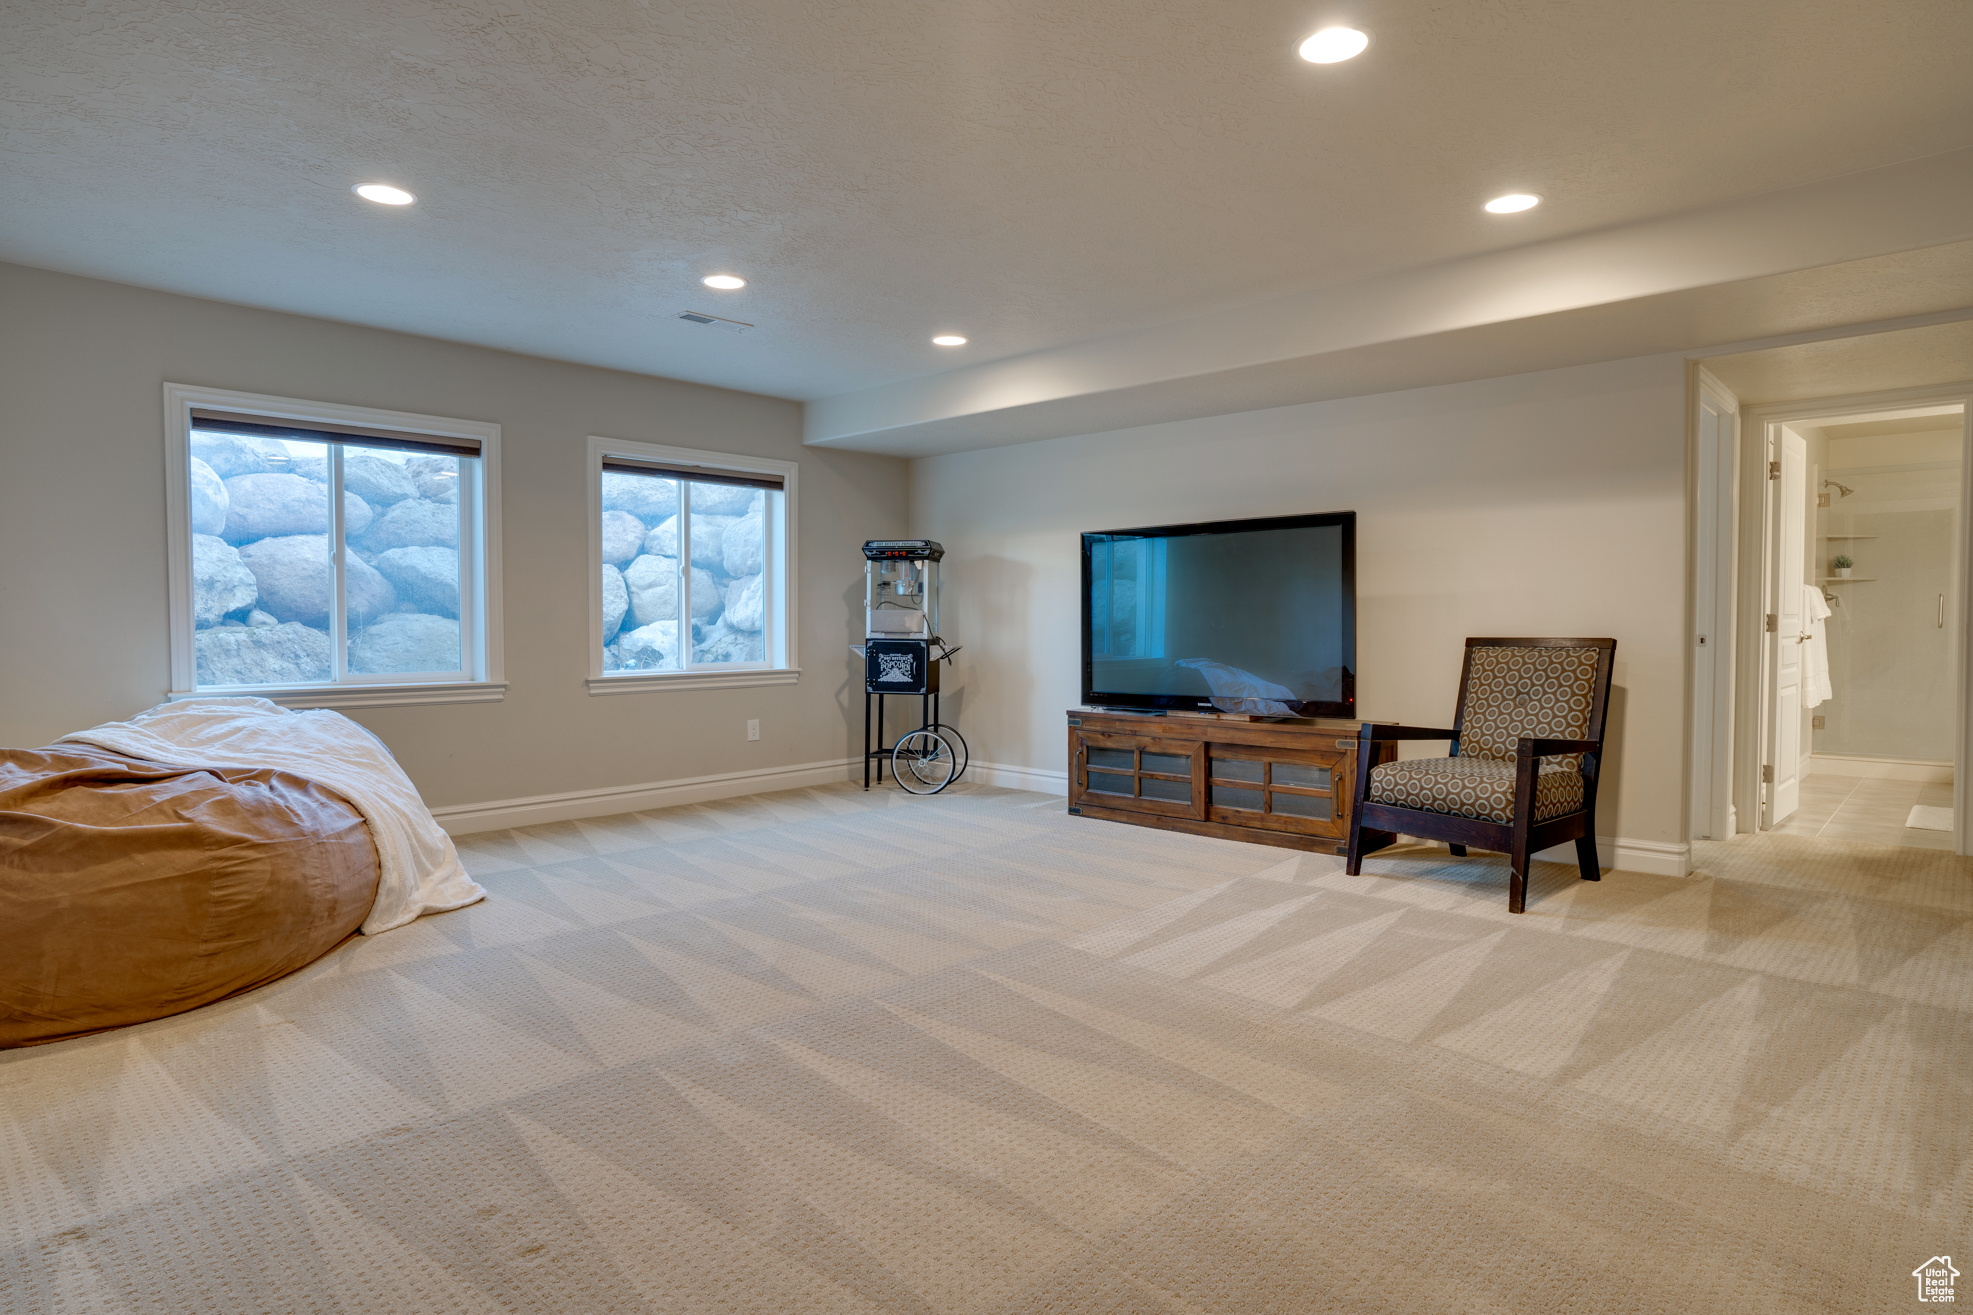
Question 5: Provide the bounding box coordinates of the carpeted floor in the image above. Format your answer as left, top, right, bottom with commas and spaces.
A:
4, 782, 1969, 1312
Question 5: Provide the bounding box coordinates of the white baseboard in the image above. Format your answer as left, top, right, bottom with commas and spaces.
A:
1810, 753, 1953, 783
430, 757, 858, 835
963, 760, 1689, 876
964, 762, 1688, 876
461, 744, 1690, 879
969, 760, 1071, 794
1534, 835, 1691, 878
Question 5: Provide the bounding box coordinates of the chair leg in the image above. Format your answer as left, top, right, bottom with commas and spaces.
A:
1448, 843, 1467, 857
1346, 822, 1398, 875
1575, 833, 1600, 881
1508, 745, 1537, 914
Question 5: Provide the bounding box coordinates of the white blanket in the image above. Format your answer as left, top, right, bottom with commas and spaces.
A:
1803, 584, 1834, 709
1174, 658, 1301, 717
59, 697, 484, 934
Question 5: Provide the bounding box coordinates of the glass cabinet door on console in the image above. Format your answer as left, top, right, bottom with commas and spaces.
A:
1066, 710, 1381, 855
1070, 731, 1206, 820
1206, 745, 1345, 839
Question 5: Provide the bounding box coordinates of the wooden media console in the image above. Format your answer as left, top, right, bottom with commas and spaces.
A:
1065, 709, 1397, 855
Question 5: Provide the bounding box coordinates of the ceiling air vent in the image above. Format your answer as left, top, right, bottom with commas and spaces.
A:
678, 311, 753, 335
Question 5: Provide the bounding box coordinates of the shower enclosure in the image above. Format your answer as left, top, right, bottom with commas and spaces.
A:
1811, 425, 1962, 768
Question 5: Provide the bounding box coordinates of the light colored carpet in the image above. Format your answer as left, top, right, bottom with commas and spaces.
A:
4, 782, 1969, 1313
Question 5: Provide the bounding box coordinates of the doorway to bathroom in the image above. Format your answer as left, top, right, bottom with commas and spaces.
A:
1746, 394, 1969, 852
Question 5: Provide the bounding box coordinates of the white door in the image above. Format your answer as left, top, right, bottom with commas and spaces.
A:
1764, 427, 1807, 826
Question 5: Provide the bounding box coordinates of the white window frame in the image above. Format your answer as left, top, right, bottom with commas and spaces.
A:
163, 383, 505, 709
587, 434, 799, 694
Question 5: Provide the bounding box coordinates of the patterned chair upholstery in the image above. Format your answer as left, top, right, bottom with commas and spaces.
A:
1367, 645, 1599, 823
1347, 638, 1616, 913
1368, 754, 1583, 823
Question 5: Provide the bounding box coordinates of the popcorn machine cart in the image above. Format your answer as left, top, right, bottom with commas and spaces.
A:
859, 540, 966, 793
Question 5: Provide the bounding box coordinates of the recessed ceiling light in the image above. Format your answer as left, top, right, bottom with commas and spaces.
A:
702, 274, 747, 290
1298, 28, 1369, 63
931, 335, 967, 347
352, 183, 415, 206
1484, 193, 1541, 214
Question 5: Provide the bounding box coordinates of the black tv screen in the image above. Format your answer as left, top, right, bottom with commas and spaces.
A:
1081, 511, 1354, 718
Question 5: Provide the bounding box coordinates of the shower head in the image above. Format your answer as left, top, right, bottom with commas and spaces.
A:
1822, 479, 1855, 499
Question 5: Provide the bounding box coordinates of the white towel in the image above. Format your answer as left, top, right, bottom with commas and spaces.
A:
1803, 584, 1834, 709
1906, 805, 1953, 832
59, 697, 484, 934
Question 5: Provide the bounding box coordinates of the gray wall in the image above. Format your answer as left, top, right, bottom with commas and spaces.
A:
911, 354, 1691, 854
0, 262, 907, 807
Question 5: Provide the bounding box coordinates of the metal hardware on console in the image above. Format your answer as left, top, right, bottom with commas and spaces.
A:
860, 541, 965, 794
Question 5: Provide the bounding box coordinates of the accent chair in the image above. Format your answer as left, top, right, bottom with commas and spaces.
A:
1346, 637, 1617, 913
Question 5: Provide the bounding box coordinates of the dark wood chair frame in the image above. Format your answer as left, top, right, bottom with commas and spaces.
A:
1345, 637, 1618, 913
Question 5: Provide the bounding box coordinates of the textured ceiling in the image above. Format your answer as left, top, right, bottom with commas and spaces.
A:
5, 0, 1973, 401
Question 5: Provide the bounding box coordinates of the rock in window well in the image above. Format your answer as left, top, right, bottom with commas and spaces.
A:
184, 406, 485, 692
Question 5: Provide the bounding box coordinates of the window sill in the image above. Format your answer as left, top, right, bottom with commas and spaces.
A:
169, 681, 507, 710
587, 668, 800, 695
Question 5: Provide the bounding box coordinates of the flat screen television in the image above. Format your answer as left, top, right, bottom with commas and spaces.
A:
1081, 511, 1354, 718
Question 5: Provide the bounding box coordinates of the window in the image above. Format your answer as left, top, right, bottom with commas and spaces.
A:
588, 436, 797, 693
164, 384, 503, 708
1088, 535, 1167, 659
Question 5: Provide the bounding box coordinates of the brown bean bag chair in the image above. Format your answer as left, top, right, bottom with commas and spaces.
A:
0, 746, 380, 1048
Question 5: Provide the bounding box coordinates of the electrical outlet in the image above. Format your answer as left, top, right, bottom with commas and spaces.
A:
1812, 715, 1825, 730
746, 719, 760, 742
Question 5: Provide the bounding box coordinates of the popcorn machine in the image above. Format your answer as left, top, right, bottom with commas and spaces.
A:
859, 540, 965, 793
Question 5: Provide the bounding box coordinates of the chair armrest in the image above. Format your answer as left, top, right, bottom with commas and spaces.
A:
1358, 723, 1459, 742
1517, 737, 1599, 758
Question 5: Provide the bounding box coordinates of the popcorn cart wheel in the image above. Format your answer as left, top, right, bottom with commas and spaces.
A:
892, 728, 960, 795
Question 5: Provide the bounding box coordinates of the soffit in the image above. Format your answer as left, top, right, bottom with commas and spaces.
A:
4, 0, 1973, 405
1818, 413, 1966, 441
805, 220, 1973, 456
1703, 318, 1973, 406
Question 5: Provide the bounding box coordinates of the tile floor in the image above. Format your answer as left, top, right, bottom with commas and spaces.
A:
1771, 771, 1956, 848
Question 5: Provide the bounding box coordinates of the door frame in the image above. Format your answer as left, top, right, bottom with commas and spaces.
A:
1688, 366, 1739, 841
1762, 424, 1809, 828
1729, 381, 1973, 854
